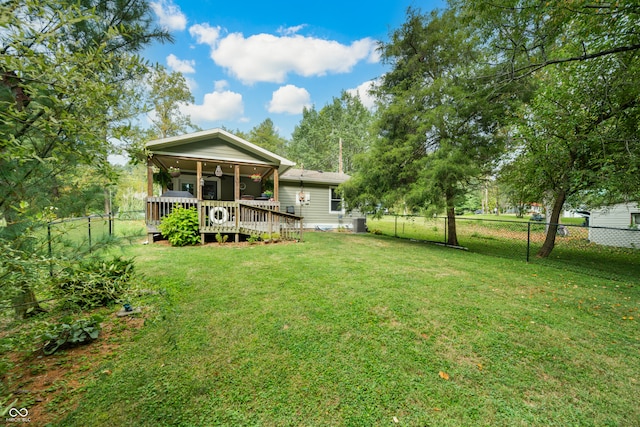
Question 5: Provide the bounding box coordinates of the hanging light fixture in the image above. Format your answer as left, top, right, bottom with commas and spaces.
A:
215, 165, 223, 177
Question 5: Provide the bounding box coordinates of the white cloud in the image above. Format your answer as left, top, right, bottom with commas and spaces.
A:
346, 79, 379, 110
277, 24, 306, 36
166, 54, 195, 74
150, 0, 187, 31
214, 80, 229, 91
179, 81, 244, 123
267, 85, 311, 114
189, 23, 222, 46
191, 28, 379, 85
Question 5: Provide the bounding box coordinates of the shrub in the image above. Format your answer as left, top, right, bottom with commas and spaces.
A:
215, 233, 228, 244
54, 257, 135, 310
41, 315, 102, 355
159, 205, 200, 246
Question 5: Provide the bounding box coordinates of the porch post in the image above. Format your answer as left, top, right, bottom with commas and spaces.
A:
234, 165, 240, 243
273, 169, 279, 205
196, 161, 203, 200
196, 161, 204, 245
234, 165, 240, 200
147, 159, 154, 197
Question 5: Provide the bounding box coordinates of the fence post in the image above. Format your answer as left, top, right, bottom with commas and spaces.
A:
109, 211, 113, 236
48, 222, 53, 277
88, 216, 92, 254
526, 221, 531, 263
394, 215, 398, 237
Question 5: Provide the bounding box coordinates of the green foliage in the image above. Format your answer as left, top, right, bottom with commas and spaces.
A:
53, 257, 135, 310
41, 315, 102, 356
260, 232, 280, 242
0, 0, 169, 318
158, 205, 200, 246
215, 233, 228, 244
248, 118, 288, 156
289, 91, 374, 173
346, 8, 518, 246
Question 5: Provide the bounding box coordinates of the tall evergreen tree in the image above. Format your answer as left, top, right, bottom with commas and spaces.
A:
343, 8, 520, 245
288, 91, 374, 174
0, 0, 170, 317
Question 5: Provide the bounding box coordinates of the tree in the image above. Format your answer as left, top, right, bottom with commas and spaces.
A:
123, 65, 199, 163
454, 1, 640, 82
248, 118, 287, 155
502, 60, 640, 256
0, 0, 170, 317
288, 91, 374, 173
457, 1, 640, 256
148, 66, 199, 139
343, 8, 520, 245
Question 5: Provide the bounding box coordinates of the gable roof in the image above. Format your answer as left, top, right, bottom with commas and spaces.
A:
280, 168, 350, 185
146, 128, 295, 173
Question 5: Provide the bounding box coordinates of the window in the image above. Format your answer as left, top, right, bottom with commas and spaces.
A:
181, 183, 194, 195
632, 212, 640, 227
330, 187, 343, 213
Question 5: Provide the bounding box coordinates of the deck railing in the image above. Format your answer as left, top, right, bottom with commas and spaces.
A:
146, 197, 302, 241
146, 197, 199, 228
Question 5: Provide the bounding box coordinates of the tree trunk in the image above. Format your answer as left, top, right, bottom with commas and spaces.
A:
13, 284, 45, 319
446, 206, 459, 246
536, 189, 566, 258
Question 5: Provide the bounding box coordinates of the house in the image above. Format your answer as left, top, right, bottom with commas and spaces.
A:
588, 202, 640, 249
279, 168, 360, 230
144, 128, 361, 243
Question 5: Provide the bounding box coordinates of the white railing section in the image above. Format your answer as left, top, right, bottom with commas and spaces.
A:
146, 197, 302, 241
146, 197, 199, 227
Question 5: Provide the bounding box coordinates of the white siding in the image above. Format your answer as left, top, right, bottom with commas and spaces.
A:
589, 203, 640, 248
590, 203, 639, 228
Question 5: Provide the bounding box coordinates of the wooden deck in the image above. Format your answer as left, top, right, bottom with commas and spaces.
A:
146, 197, 303, 242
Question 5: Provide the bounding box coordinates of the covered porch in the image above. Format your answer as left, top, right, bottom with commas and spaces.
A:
144, 128, 302, 243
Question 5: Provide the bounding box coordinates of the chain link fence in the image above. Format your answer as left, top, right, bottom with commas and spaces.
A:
47, 211, 147, 260
367, 215, 640, 283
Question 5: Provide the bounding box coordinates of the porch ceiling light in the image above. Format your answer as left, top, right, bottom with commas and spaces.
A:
215, 165, 223, 177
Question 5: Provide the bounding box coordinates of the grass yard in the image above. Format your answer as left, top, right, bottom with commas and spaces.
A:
367, 215, 640, 283
43, 233, 640, 425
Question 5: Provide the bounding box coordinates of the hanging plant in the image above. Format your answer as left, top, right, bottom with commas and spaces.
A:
250, 173, 261, 182
153, 170, 172, 188
169, 166, 181, 177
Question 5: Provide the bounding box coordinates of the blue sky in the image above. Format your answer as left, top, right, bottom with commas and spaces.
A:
143, 0, 446, 139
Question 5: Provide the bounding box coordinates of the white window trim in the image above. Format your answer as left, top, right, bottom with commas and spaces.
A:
329, 186, 344, 214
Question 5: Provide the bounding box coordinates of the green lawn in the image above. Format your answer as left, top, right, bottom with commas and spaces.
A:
56, 232, 638, 426
367, 215, 639, 283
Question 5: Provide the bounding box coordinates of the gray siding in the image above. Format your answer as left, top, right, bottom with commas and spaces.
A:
280, 182, 362, 229
160, 139, 274, 165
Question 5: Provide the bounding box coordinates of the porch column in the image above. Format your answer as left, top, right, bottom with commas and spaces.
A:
196, 161, 203, 200
273, 169, 279, 204
234, 165, 240, 200
147, 159, 154, 197
196, 161, 204, 245
234, 164, 241, 243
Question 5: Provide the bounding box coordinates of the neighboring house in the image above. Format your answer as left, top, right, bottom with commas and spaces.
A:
588, 202, 640, 249
144, 128, 363, 243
